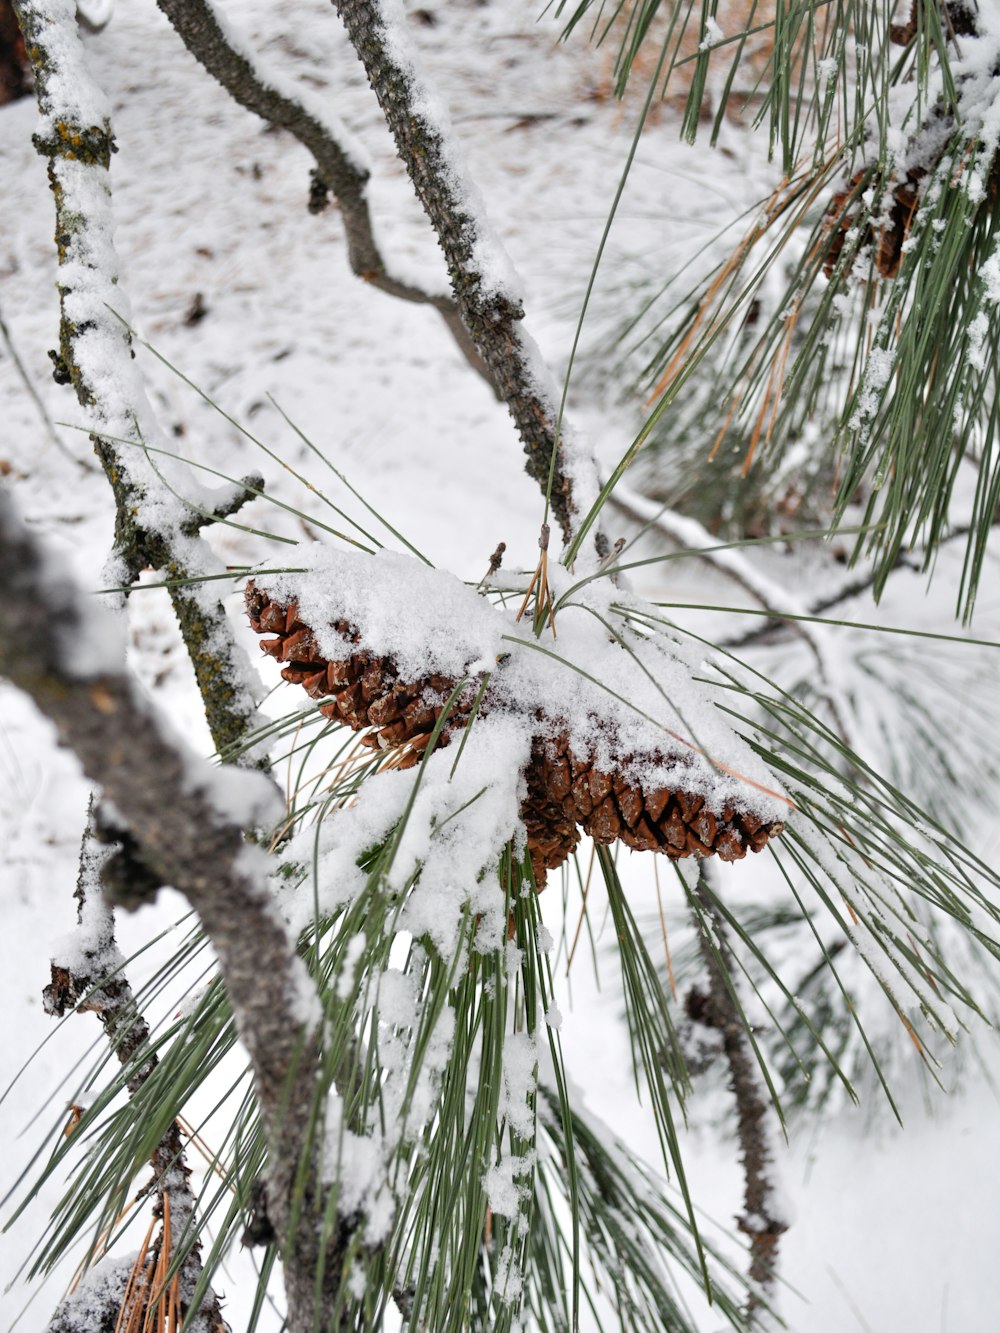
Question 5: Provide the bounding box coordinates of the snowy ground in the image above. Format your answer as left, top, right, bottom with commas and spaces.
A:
2, 0, 1000, 1329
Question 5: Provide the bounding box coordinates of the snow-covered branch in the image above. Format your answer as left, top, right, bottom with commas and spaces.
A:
333, 0, 603, 546
42, 805, 227, 1333
687, 867, 790, 1311
153, 0, 495, 389
0, 485, 347, 1332
608, 483, 858, 749
14, 0, 263, 759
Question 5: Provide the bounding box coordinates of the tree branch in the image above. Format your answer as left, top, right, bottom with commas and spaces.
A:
686, 867, 788, 1310
607, 483, 858, 749
154, 0, 495, 389
15, 0, 264, 761
332, 0, 603, 547
0, 486, 336, 1333
42, 804, 228, 1332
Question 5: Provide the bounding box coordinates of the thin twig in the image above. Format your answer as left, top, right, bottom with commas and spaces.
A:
332, 0, 604, 546
686, 866, 787, 1311
154, 0, 495, 389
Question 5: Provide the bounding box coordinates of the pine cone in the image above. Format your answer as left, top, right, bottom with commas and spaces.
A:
246, 584, 784, 883
821, 168, 923, 282
247, 583, 475, 768
532, 732, 775, 865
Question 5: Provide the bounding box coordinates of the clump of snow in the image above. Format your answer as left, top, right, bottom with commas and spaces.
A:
699, 17, 725, 51
849, 345, 895, 436
275, 710, 530, 958
46, 1253, 135, 1332
493, 1244, 524, 1305
184, 758, 283, 829
484, 1151, 535, 1220
48, 827, 123, 992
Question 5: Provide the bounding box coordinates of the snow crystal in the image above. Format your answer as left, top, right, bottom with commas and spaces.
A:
494, 1244, 524, 1305
498, 1031, 538, 1140
484, 1157, 526, 1219
967, 311, 990, 373
544, 1002, 563, 1031
816, 57, 838, 84
347, 1264, 367, 1300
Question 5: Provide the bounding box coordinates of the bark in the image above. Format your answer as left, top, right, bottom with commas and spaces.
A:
686, 869, 787, 1306
0, 488, 339, 1333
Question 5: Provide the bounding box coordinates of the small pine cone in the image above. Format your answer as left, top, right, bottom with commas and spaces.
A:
530, 734, 783, 869
246, 583, 475, 758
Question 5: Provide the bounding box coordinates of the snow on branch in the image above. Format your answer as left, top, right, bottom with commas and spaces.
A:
153, 0, 495, 388
333, 0, 604, 546
14, 0, 263, 759
0, 486, 344, 1332
42, 805, 227, 1333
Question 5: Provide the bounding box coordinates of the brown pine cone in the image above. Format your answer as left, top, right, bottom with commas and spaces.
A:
532, 732, 779, 867
247, 583, 476, 767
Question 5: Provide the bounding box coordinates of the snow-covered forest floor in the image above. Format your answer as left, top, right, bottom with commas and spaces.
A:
2, 0, 1000, 1328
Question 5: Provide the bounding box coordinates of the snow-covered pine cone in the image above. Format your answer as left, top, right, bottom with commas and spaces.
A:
246, 583, 783, 883
246, 583, 476, 765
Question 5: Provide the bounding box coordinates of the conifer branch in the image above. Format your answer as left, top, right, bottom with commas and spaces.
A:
686, 868, 788, 1307
42, 805, 227, 1333
608, 483, 857, 747
333, 0, 602, 546
153, 0, 495, 390
0, 487, 340, 1333
15, 0, 263, 761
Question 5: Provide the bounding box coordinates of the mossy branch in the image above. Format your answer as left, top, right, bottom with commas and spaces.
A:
154, 0, 494, 389
333, 0, 601, 547
14, 0, 264, 762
